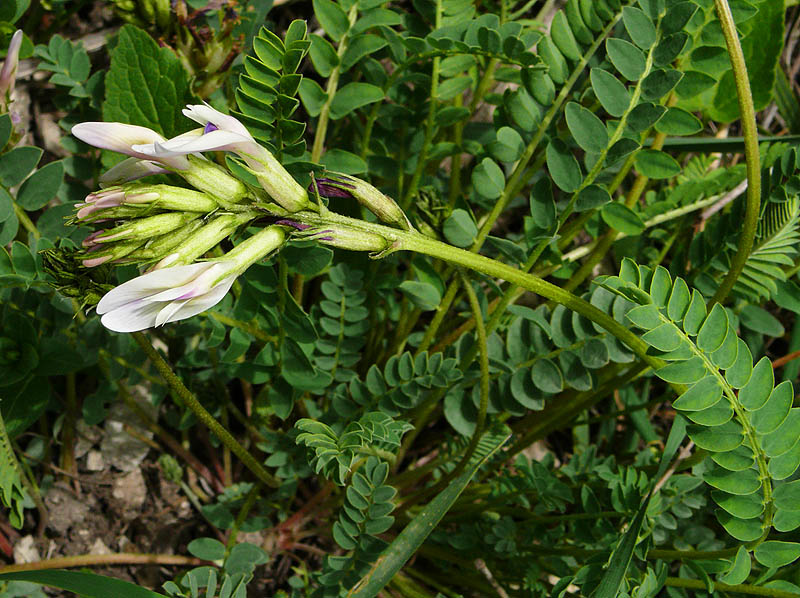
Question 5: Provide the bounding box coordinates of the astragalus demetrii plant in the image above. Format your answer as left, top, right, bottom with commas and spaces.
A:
3, 0, 800, 597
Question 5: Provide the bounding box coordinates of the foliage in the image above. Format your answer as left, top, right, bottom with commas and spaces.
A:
2, 1, 800, 598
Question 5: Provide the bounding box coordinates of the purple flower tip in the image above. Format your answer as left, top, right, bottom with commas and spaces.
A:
276, 219, 312, 231
311, 182, 354, 199
204, 122, 219, 134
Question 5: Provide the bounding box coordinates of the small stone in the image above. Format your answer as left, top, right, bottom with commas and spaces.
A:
112, 469, 147, 520
44, 484, 90, 535
101, 384, 157, 472
13, 535, 39, 564
85, 450, 104, 472
89, 538, 112, 555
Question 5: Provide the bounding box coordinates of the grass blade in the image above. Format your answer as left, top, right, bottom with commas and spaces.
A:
348, 432, 509, 598
0, 570, 169, 598
592, 416, 687, 598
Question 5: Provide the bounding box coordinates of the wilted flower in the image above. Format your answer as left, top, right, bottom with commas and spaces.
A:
97, 225, 286, 332
0, 30, 23, 112
132, 103, 309, 212
313, 174, 412, 231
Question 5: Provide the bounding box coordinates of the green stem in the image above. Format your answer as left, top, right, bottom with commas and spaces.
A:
402, 0, 443, 208
406, 274, 489, 506
709, 0, 760, 306
523, 545, 739, 561
60, 372, 77, 479
13, 202, 39, 239
310, 5, 359, 162
205, 312, 276, 344
416, 282, 460, 355
296, 211, 659, 369
225, 482, 261, 556
132, 332, 279, 488
419, 11, 624, 352
665, 577, 800, 598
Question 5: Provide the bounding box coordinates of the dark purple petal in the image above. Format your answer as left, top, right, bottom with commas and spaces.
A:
276, 219, 312, 230
204, 122, 219, 134
311, 182, 353, 199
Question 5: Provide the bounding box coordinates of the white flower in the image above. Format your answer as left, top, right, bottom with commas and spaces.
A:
96, 225, 286, 332
73, 121, 250, 201
133, 103, 309, 212
97, 261, 237, 332
71, 122, 191, 171
100, 157, 170, 185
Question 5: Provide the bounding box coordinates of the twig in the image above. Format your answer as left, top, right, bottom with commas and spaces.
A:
0, 553, 206, 573
473, 559, 509, 598
652, 441, 695, 495
132, 332, 279, 488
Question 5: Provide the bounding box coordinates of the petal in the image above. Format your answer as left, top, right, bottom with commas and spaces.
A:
162, 275, 237, 324
145, 262, 230, 302
183, 104, 253, 139
77, 204, 102, 220
72, 123, 166, 159
100, 158, 170, 185
155, 299, 188, 327
96, 262, 215, 314
135, 130, 251, 157
0, 30, 23, 94
100, 300, 164, 333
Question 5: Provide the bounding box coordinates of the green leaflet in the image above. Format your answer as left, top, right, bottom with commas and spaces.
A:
600, 258, 794, 540
0, 410, 25, 528
754, 542, 800, 568
719, 546, 752, 585
711, 446, 755, 472
237, 22, 309, 156
672, 376, 722, 411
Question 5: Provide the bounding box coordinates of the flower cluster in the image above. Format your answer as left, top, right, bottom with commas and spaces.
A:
72, 103, 411, 332
72, 104, 303, 332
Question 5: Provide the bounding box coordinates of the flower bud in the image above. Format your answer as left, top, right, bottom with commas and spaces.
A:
81, 238, 149, 267
313, 174, 412, 231
299, 224, 389, 253
179, 154, 249, 203
151, 212, 254, 269
0, 30, 23, 112
76, 184, 219, 220
117, 219, 205, 263
100, 158, 170, 185
87, 212, 201, 245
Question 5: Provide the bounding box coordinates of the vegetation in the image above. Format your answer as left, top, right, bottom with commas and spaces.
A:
1, 0, 800, 596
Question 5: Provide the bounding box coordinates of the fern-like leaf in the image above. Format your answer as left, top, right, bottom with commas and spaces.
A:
597, 259, 800, 550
